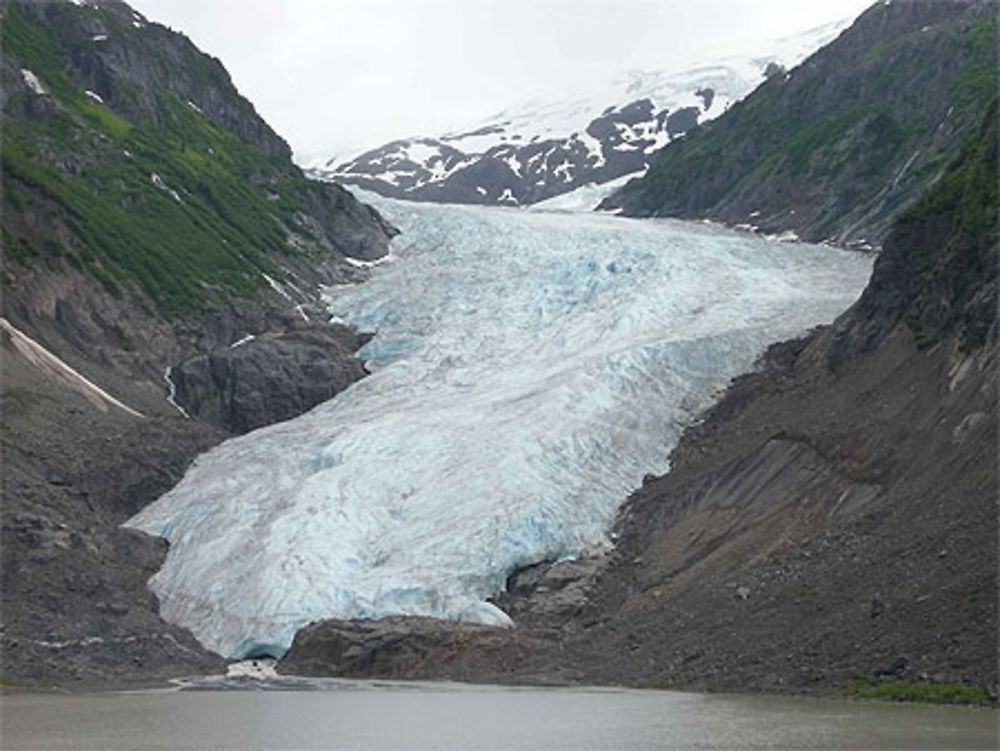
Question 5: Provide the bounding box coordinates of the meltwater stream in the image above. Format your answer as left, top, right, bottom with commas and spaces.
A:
126, 197, 872, 658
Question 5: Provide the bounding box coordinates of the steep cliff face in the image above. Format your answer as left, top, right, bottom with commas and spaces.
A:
1, 0, 396, 405
2, 0, 394, 308
0, 0, 395, 685
829, 103, 998, 362
603, 0, 997, 248
168, 323, 371, 434
2, 0, 290, 160
281, 105, 998, 696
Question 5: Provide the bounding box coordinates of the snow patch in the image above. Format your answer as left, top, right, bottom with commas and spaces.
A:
85, 90, 104, 104
20, 69, 47, 96
151, 173, 183, 203
342, 253, 394, 269
404, 141, 440, 164
552, 159, 574, 182
230, 334, 256, 349
1, 318, 144, 418
501, 152, 523, 177
163, 367, 191, 419
33, 636, 106, 649
262, 273, 294, 301
575, 130, 606, 168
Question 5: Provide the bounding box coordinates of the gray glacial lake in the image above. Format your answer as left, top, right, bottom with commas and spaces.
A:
2, 681, 996, 750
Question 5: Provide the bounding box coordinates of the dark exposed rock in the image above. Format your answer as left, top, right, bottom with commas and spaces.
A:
493, 557, 604, 623
875, 656, 910, 678
280, 618, 523, 681
870, 594, 886, 618
665, 106, 699, 137
171, 324, 369, 434
763, 61, 786, 79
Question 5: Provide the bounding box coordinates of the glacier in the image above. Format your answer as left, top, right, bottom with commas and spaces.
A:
125, 196, 872, 659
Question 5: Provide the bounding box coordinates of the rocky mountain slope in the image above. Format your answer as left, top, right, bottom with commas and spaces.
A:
602, 0, 997, 249
281, 58, 998, 698
548, 101, 998, 694
1, 0, 394, 685
307, 21, 848, 207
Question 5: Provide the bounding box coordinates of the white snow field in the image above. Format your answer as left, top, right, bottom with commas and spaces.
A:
126, 196, 872, 658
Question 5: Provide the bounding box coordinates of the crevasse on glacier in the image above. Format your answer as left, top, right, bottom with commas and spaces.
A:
125, 193, 872, 659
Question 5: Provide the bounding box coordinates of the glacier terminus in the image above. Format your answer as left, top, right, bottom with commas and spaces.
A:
125, 192, 873, 659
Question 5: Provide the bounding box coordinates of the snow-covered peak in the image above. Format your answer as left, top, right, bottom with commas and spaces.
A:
475, 18, 844, 152
309, 17, 851, 207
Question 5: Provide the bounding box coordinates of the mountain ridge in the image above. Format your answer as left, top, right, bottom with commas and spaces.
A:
601, 0, 997, 248
307, 19, 849, 207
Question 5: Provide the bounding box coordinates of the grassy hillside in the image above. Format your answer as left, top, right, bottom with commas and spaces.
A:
2, 0, 389, 315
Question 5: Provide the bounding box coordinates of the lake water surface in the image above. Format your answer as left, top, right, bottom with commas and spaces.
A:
2, 681, 995, 750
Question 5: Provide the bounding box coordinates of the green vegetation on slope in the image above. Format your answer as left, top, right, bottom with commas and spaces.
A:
891, 101, 998, 350
845, 680, 994, 706
1, 2, 355, 314
828, 98, 998, 368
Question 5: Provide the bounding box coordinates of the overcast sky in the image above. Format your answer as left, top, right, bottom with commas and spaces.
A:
127, 0, 872, 161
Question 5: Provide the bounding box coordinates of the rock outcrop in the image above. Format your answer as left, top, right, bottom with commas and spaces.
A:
170, 322, 370, 434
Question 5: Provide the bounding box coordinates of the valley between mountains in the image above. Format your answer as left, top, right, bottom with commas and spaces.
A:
1, 0, 996, 701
